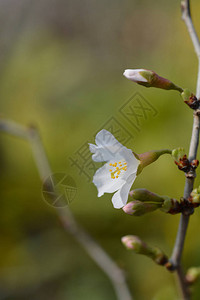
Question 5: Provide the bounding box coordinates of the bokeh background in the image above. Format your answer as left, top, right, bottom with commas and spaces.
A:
1, 0, 200, 299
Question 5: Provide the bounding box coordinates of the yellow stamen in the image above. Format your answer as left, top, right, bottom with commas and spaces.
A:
109, 160, 127, 179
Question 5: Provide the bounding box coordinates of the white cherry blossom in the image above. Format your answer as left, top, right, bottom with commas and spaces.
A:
89, 130, 140, 209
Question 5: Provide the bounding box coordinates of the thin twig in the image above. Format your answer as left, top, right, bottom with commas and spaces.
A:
170, 1, 200, 299
175, 266, 191, 300
181, 0, 200, 98
181, 0, 200, 58
170, 214, 190, 268
0, 118, 132, 300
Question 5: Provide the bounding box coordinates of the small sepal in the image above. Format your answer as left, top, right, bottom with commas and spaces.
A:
190, 159, 199, 169
181, 89, 200, 110
121, 235, 168, 266
175, 154, 190, 172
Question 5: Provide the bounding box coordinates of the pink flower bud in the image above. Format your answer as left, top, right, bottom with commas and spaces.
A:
121, 235, 168, 265
123, 200, 161, 216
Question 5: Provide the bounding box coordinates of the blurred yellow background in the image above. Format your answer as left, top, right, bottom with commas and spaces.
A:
1, 0, 200, 299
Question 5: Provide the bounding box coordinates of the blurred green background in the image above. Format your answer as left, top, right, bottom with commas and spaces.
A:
1, 0, 200, 299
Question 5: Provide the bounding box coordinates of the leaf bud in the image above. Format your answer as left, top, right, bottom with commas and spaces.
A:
189, 187, 200, 204
172, 148, 190, 172
181, 89, 199, 109
186, 267, 200, 284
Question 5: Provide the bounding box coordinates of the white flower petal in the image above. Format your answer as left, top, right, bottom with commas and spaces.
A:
123, 69, 148, 83
89, 143, 97, 153
94, 129, 124, 158
111, 172, 137, 209
93, 161, 126, 196
89, 143, 115, 162
119, 148, 140, 176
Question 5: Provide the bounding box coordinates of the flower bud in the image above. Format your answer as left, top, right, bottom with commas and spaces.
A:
181, 89, 199, 109
127, 189, 181, 215
123, 200, 161, 216
121, 235, 168, 265
129, 188, 164, 203
137, 149, 172, 175
186, 267, 200, 284
123, 69, 183, 92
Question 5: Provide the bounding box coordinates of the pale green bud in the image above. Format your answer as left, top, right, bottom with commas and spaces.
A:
181, 89, 192, 102
190, 187, 200, 203
129, 188, 165, 203
181, 89, 199, 109
121, 235, 168, 265
172, 148, 186, 162
172, 148, 191, 172
186, 267, 200, 284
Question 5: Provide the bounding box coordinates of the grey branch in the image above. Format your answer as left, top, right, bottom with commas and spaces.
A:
170, 1, 200, 299
181, 0, 200, 58
181, 0, 200, 98
0, 118, 132, 300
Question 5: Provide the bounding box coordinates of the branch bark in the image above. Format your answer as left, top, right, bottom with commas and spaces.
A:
170, 1, 200, 299
0, 118, 132, 300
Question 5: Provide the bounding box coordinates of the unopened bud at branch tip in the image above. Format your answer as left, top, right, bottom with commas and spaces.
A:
123, 69, 183, 92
